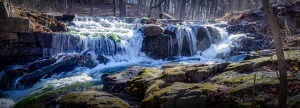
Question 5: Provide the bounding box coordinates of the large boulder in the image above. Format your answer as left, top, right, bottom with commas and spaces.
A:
16, 54, 81, 89
0, 66, 28, 90
142, 35, 174, 59
194, 26, 212, 51
102, 66, 142, 93
142, 26, 194, 59
27, 57, 56, 72
102, 67, 162, 100
143, 24, 164, 36
142, 82, 214, 108
162, 63, 229, 83
59, 91, 129, 108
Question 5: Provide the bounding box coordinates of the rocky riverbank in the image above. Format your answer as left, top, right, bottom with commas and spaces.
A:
11, 50, 300, 108
101, 50, 300, 108
1, 1, 300, 108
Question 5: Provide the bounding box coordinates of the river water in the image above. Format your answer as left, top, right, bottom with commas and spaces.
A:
0, 17, 248, 107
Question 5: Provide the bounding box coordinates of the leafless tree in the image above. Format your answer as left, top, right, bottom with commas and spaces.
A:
261, 0, 288, 107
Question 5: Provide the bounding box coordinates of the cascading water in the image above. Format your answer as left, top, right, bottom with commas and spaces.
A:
201, 24, 246, 59
46, 17, 148, 63
203, 26, 213, 44
175, 26, 197, 57
1, 18, 248, 106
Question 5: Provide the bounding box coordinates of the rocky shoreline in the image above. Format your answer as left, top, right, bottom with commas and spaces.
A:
9, 50, 300, 108
1, 1, 300, 108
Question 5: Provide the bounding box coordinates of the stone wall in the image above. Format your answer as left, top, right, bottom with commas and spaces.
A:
0, 33, 53, 66
0, 2, 52, 68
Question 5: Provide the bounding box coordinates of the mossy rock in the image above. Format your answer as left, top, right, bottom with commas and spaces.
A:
59, 91, 129, 108
15, 82, 94, 108
162, 64, 227, 83
162, 67, 188, 82
142, 82, 217, 108
126, 68, 162, 99
224, 57, 272, 72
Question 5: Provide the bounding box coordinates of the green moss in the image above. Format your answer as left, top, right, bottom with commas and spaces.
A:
15, 82, 94, 108
92, 33, 105, 37
139, 69, 156, 75
225, 56, 272, 72
107, 33, 121, 42
59, 91, 129, 108
200, 83, 217, 91
142, 17, 150, 20
223, 74, 254, 84
229, 77, 279, 94
285, 51, 300, 60
142, 82, 217, 108
126, 68, 162, 99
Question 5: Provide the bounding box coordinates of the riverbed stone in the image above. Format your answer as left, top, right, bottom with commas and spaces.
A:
0, 66, 28, 90
142, 82, 215, 108
143, 24, 164, 36
142, 35, 173, 59
17, 54, 81, 89
59, 91, 129, 108
195, 26, 212, 51
102, 66, 142, 93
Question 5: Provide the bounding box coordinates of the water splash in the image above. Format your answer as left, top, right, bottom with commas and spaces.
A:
201, 24, 246, 59
175, 26, 197, 57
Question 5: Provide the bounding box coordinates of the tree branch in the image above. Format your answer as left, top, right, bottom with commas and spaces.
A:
151, 0, 165, 8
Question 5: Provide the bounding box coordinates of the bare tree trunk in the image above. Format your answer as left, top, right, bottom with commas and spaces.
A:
65, 0, 68, 13
189, 0, 196, 20
148, 0, 154, 16
179, 0, 186, 20
113, 0, 117, 16
136, 0, 141, 16
164, 0, 169, 13
261, 0, 287, 108
119, 0, 126, 17
68, 0, 75, 14
89, 0, 95, 16
148, 0, 165, 17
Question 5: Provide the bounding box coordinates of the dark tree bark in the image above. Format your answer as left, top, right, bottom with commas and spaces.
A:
179, 0, 186, 20
89, 0, 95, 16
148, 0, 154, 16
119, 0, 126, 17
67, 0, 75, 13
164, 0, 169, 13
189, 0, 196, 20
148, 0, 165, 17
261, 0, 288, 108
113, 0, 117, 16
136, 0, 141, 16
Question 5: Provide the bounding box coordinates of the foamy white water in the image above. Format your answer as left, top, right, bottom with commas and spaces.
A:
1, 18, 249, 105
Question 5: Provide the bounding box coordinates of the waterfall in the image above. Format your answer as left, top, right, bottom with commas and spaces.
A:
175, 26, 197, 57
201, 24, 245, 59
203, 26, 213, 44
1, 18, 251, 104
45, 17, 147, 63
49, 34, 85, 55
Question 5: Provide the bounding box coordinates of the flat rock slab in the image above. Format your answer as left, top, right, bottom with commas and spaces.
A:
0, 17, 30, 33
59, 91, 129, 108
143, 24, 164, 36
0, 2, 10, 17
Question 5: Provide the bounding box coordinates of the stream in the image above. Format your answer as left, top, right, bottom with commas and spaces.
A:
0, 17, 249, 106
